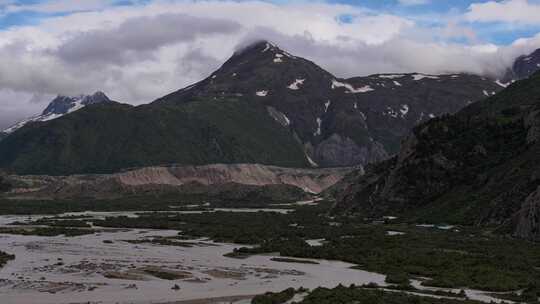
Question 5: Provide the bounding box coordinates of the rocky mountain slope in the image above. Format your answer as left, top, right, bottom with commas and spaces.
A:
2, 163, 352, 200
157, 41, 504, 167
0, 41, 506, 175
332, 70, 540, 241
1, 91, 112, 135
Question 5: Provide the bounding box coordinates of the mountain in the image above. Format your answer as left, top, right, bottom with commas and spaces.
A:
0, 99, 312, 175
503, 48, 540, 82
332, 70, 540, 241
1, 91, 112, 135
156, 41, 503, 167
0, 41, 505, 175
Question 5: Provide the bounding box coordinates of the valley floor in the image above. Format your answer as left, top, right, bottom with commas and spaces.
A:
0, 199, 538, 304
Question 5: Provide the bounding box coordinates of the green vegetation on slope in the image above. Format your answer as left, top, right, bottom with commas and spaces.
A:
0, 99, 308, 175
297, 285, 485, 304
0, 227, 95, 237
0, 182, 304, 215
251, 287, 298, 304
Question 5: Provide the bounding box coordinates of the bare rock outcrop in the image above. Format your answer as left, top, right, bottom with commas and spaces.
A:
525, 110, 540, 144
514, 186, 540, 241
314, 134, 388, 167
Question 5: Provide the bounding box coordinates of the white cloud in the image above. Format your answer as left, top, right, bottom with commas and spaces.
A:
466, 0, 540, 25
0, 0, 538, 125
4, 0, 115, 14
0, 89, 54, 129
55, 13, 241, 65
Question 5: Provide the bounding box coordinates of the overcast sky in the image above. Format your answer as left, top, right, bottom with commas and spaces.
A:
1, 0, 540, 128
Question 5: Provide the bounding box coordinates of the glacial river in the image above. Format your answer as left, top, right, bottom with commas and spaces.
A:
0, 213, 510, 304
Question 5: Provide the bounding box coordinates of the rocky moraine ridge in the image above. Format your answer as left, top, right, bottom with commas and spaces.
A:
0, 164, 353, 201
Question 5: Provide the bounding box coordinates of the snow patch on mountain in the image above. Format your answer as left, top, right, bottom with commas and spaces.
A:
262, 42, 274, 53
378, 74, 406, 79
306, 154, 319, 168
314, 118, 322, 136
273, 53, 284, 63
400, 104, 409, 116
331, 79, 374, 94
495, 80, 510, 88
324, 100, 331, 113
482, 90, 495, 97
267, 106, 291, 127
288, 79, 305, 90
385, 107, 399, 118
412, 74, 439, 81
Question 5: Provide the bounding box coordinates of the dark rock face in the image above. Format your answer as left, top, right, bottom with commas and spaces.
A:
314, 133, 388, 168
42, 91, 111, 116
157, 40, 503, 168
515, 186, 540, 241
332, 71, 540, 241
525, 110, 540, 144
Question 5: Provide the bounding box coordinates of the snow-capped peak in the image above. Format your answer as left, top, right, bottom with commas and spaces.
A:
2, 91, 111, 134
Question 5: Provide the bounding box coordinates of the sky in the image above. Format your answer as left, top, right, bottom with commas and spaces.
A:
1, 0, 540, 128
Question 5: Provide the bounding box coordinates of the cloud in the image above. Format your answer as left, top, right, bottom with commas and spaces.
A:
466, 0, 540, 25
0, 89, 54, 129
242, 27, 511, 77
0, 0, 539, 126
55, 13, 242, 65
4, 0, 116, 14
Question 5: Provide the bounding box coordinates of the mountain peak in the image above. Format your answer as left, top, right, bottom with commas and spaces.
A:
2, 91, 112, 135
234, 40, 279, 55
43, 91, 112, 116
228, 40, 296, 66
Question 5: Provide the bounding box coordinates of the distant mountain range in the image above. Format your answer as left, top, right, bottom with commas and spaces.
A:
0, 41, 537, 175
